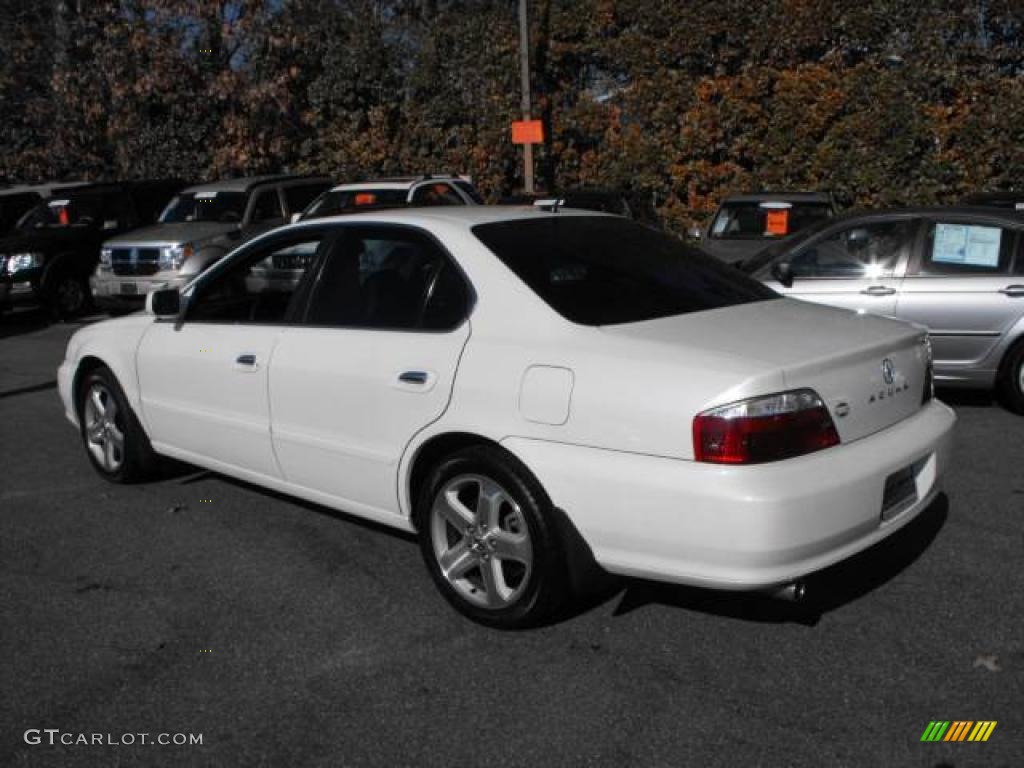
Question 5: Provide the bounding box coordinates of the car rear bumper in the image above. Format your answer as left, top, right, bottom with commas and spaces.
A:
502, 400, 956, 590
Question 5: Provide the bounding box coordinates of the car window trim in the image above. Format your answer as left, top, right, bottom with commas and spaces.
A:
907, 216, 1018, 277
293, 222, 476, 334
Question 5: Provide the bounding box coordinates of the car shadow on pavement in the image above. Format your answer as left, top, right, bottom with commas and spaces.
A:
936, 387, 997, 408
0, 307, 53, 338
611, 493, 950, 627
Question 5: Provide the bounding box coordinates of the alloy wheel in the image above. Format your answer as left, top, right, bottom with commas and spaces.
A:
429, 473, 533, 609
83, 383, 125, 473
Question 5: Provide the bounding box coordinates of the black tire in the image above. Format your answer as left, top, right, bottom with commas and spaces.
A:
996, 341, 1024, 414
43, 267, 89, 320
414, 445, 569, 629
77, 366, 160, 483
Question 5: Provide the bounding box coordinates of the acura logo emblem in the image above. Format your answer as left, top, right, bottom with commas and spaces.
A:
881, 358, 895, 386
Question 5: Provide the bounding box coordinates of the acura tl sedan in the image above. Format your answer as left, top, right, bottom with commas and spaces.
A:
745, 207, 1024, 414
58, 208, 955, 627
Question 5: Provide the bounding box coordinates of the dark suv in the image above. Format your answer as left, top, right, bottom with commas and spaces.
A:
0, 180, 184, 318
92, 175, 331, 313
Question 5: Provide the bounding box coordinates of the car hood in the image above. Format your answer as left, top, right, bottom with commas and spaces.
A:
104, 222, 238, 247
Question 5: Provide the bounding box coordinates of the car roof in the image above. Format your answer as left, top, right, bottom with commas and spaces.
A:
328, 175, 465, 193
291, 204, 610, 230
0, 181, 94, 197
721, 192, 834, 204
184, 175, 329, 194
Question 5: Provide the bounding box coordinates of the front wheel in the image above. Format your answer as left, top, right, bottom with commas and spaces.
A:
78, 366, 159, 482
997, 342, 1024, 414
415, 446, 568, 628
45, 270, 89, 320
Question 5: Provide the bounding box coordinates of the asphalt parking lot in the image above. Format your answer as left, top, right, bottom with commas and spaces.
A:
1, 308, 1022, 768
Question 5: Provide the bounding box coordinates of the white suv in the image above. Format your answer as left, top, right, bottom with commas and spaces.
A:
298, 175, 483, 221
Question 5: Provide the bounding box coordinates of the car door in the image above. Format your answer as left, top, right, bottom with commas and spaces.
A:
768, 216, 921, 317
136, 228, 332, 477
895, 216, 1023, 377
269, 224, 472, 517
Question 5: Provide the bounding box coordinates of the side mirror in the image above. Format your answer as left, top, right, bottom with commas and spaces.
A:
687, 226, 704, 241
771, 261, 794, 288
290, 212, 302, 224
147, 287, 180, 318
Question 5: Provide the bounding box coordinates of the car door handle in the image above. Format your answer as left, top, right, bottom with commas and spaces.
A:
998, 284, 1024, 297
860, 286, 896, 296
398, 370, 429, 385
235, 353, 259, 371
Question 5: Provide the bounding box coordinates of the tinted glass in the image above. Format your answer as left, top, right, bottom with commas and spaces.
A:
251, 189, 284, 222
710, 202, 833, 240
160, 192, 247, 224
284, 183, 330, 214
473, 216, 778, 326
188, 235, 325, 324
917, 221, 1014, 275
18, 196, 104, 228
773, 219, 919, 279
304, 227, 467, 330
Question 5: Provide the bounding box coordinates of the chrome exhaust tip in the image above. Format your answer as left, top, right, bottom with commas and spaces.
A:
769, 580, 807, 602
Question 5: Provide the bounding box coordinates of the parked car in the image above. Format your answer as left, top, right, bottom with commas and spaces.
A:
0, 182, 93, 237
92, 175, 331, 314
744, 207, 1024, 412
961, 191, 1024, 211
58, 207, 954, 627
0, 180, 184, 318
297, 175, 483, 221
500, 189, 634, 218
693, 192, 838, 265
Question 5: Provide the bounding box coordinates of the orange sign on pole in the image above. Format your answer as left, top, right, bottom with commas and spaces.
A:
511, 120, 544, 145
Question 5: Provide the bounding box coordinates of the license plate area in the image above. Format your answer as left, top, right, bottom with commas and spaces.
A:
120, 282, 138, 295
881, 463, 918, 521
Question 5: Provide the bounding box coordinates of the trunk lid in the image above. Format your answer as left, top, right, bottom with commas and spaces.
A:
601, 298, 929, 444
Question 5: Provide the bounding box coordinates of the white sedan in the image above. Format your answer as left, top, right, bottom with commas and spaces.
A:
58, 207, 956, 627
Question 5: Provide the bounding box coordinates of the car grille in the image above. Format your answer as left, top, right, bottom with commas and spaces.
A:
111, 247, 161, 276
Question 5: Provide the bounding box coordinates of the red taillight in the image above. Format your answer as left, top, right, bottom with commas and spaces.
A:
693, 389, 840, 464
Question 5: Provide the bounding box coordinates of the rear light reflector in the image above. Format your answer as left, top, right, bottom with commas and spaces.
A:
693, 389, 840, 464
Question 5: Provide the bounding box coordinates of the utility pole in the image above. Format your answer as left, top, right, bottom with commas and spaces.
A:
518, 0, 534, 193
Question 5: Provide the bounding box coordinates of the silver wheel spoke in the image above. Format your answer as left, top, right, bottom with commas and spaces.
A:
438, 540, 476, 581
103, 436, 117, 470
90, 388, 105, 416
491, 530, 530, 564
476, 478, 505, 530
478, 556, 504, 607
87, 421, 104, 443
105, 397, 118, 424
438, 490, 475, 530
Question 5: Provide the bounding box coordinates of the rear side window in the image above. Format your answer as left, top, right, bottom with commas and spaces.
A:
472, 216, 778, 326
304, 227, 469, 331
917, 221, 1014, 275
411, 183, 463, 207
251, 189, 284, 222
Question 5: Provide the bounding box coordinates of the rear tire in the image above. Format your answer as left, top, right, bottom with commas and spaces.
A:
415, 445, 568, 628
78, 366, 159, 483
996, 342, 1024, 414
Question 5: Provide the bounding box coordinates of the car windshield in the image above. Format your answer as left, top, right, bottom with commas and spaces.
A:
17, 196, 103, 229
160, 191, 248, 223
473, 216, 778, 326
710, 202, 833, 240
302, 188, 409, 219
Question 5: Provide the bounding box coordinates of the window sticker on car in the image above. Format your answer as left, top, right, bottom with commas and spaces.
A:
197, 192, 218, 199
765, 209, 789, 236
933, 223, 1001, 268
48, 199, 70, 207
355, 193, 377, 205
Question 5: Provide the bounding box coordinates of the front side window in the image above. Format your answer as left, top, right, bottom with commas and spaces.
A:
284, 183, 330, 214
187, 234, 327, 324
917, 221, 1014, 275
786, 219, 919, 279
472, 216, 777, 326
251, 189, 284, 223
710, 202, 833, 240
159, 192, 247, 224
303, 227, 469, 330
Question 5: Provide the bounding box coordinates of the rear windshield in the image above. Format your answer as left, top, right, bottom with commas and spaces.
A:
710, 202, 833, 240
472, 216, 778, 326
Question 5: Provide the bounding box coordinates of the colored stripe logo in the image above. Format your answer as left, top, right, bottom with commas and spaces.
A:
920, 721, 997, 742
